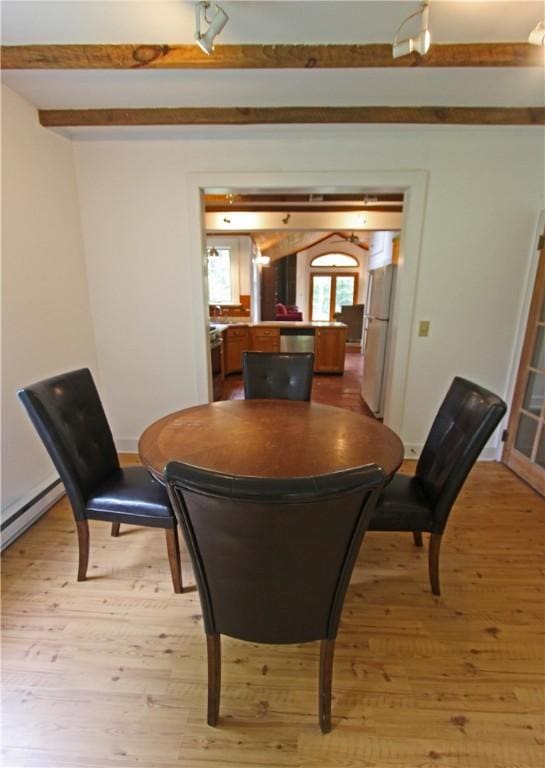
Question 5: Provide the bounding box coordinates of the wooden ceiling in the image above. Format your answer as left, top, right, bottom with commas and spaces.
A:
204, 192, 404, 214
3, 44, 545, 128
204, 194, 385, 260
2, 1, 544, 128
251, 231, 369, 262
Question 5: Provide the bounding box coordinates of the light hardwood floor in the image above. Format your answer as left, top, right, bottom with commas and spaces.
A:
2, 457, 544, 768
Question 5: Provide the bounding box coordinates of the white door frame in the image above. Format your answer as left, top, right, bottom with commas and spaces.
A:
186, 170, 429, 440
500, 209, 545, 460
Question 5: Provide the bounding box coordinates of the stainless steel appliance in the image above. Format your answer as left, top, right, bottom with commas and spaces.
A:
279, 327, 315, 354
361, 265, 396, 418
209, 326, 223, 401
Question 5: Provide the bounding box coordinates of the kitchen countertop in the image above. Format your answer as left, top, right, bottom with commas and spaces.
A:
211, 320, 347, 331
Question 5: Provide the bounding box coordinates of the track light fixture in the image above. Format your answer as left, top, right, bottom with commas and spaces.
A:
528, 21, 545, 45
392, 0, 431, 59
253, 254, 270, 266
195, 1, 229, 55
282, 213, 291, 224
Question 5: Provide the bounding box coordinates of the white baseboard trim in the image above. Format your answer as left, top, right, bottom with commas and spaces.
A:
116, 438, 138, 453
403, 443, 499, 461
1, 474, 65, 551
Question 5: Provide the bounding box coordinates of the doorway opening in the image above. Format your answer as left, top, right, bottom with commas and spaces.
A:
202, 187, 405, 419
186, 169, 428, 434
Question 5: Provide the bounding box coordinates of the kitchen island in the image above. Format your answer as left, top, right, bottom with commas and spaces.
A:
212, 321, 348, 375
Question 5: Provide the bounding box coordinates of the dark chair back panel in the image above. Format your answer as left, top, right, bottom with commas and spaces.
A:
166, 463, 384, 644
416, 377, 506, 532
243, 352, 314, 401
18, 368, 119, 518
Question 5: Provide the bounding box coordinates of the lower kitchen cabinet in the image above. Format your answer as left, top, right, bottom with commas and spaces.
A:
314, 327, 347, 373
222, 324, 345, 375
224, 326, 250, 374
250, 326, 280, 353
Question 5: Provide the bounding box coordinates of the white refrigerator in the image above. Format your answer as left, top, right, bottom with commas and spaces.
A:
361, 265, 396, 418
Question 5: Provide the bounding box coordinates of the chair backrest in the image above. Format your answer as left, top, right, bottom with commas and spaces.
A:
243, 352, 314, 401
165, 462, 384, 644
18, 368, 119, 519
416, 376, 507, 532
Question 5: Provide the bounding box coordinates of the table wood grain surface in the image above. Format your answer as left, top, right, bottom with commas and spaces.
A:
138, 400, 404, 481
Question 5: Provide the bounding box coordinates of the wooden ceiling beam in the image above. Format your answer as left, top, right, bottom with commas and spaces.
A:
3, 43, 543, 69
205, 205, 403, 213
204, 193, 404, 203
39, 106, 545, 128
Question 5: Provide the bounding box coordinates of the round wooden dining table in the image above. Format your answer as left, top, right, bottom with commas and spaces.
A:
139, 400, 404, 482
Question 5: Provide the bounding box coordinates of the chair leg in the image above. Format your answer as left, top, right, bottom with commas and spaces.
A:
206, 634, 221, 727
76, 520, 90, 582
412, 531, 423, 547
165, 527, 183, 594
319, 638, 335, 734
111, 523, 121, 537
428, 533, 442, 596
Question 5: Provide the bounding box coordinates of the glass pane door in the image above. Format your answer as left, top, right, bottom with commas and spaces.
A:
334, 276, 356, 314
503, 236, 545, 495
311, 276, 332, 321
311, 273, 358, 321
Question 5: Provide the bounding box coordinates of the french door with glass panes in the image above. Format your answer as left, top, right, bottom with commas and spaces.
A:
310, 273, 358, 322
503, 233, 545, 495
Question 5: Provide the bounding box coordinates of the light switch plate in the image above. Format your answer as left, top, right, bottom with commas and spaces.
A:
418, 320, 430, 337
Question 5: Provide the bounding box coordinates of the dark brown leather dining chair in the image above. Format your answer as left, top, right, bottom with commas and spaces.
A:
18, 368, 182, 593
243, 351, 314, 401
165, 461, 384, 733
368, 377, 507, 596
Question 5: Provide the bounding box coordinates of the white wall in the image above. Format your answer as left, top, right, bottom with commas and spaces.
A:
73, 125, 544, 455
1, 85, 98, 527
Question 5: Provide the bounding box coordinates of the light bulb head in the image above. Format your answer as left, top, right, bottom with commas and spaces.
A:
528, 21, 545, 46
415, 28, 431, 56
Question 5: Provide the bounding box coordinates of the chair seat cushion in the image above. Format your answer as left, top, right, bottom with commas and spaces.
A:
85, 466, 174, 528
368, 474, 434, 532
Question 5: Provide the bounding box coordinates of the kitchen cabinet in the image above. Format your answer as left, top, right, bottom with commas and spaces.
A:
224, 326, 250, 374
222, 323, 345, 375
250, 326, 280, 353
314, 327, 347, 373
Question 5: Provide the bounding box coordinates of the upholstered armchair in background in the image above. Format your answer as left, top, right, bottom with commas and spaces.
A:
275, 303, 303, 321
243, 351, 314, 401
333, 304, 364, 342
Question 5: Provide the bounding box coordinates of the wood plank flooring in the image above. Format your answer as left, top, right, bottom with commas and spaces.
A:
222, 346, 374, 416
2, 352, 544, 767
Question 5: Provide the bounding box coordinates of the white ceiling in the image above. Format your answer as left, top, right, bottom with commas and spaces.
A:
1, 1, 544, 112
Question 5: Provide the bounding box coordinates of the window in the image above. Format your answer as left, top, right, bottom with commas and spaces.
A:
311, 253, 359, 268
208, 248, 232, 304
